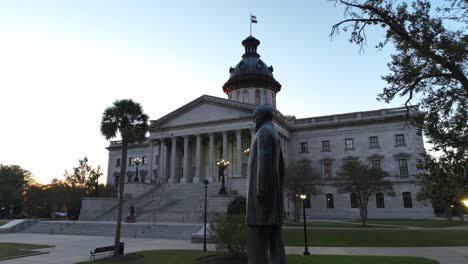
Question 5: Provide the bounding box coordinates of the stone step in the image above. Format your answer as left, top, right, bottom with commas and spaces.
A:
86, 181, 231, 222
19, 221, 202, 240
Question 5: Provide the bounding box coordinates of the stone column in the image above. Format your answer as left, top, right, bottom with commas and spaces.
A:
181, 136, 189, 184
236, 130, 242, 178
152, 140, 160, 183
160, 139, 167, 183
148, 140, 154, 183
194, 134, 201, 183
222, 131, 228, 159
169, 137, 177, 184
208, 133, 215, 183
222, 131, 228, 180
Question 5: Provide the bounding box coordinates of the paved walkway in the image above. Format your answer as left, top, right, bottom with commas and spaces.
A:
1, 233, 468, 264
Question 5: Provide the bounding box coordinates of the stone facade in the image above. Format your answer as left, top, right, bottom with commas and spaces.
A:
102, 35, 434, 220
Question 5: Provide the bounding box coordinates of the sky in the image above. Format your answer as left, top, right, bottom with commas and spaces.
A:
0, 0, 414, 184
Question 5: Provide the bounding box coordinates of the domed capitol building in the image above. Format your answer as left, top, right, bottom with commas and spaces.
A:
80, 36, 434, 221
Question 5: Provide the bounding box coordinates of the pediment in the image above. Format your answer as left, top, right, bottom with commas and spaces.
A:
151, 95, 254, 129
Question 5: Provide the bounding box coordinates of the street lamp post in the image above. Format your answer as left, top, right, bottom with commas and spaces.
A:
202, 179, 209, 251
216, 159, 230, 195
300, 194, 310, 256
134, 157, 142, 182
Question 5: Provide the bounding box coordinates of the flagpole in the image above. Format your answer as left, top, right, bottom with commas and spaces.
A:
249, 13, 252, 36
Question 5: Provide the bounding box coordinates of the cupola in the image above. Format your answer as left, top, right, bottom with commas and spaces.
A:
223, 36, 281, 108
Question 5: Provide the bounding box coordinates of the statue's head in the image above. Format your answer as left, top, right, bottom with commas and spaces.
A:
253, 105, 273, 129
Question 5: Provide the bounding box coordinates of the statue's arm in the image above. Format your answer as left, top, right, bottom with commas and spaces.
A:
257, 131, 273, 202
279, 146, 285, 191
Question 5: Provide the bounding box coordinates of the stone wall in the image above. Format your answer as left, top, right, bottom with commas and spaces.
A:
79, 197, 117, 220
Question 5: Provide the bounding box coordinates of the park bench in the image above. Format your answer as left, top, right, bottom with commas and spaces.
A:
90, 243, 124, 260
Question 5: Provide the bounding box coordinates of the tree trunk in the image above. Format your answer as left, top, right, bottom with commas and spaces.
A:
460, 207, 465, 223
50, 203, 57, 220
447, 205, 453, 225
294, 196, 300, 222
114, 141, 127, 256
360, 201, 368, 226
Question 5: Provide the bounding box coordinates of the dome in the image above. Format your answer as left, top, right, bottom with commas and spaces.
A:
223, 36, 281, 94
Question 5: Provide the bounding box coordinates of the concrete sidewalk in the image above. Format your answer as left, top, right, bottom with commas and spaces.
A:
1, 233, 467, 264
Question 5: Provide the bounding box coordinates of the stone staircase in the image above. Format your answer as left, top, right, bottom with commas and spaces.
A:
19, 221, 201, 240
93, 182, 235, 223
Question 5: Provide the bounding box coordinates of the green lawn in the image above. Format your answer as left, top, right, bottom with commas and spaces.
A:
0, 220, 7, 227
352, 219, 468, 228
284, 220, 398, 228
283, 229, 468, 247
0, 242, 52, 258
77, 250, 438, 264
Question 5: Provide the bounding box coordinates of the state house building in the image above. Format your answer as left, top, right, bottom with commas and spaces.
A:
102, 36, 434, 219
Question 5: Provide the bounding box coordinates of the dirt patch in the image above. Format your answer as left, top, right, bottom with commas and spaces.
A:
98, 254, 144, 262
198, 254, 247, 264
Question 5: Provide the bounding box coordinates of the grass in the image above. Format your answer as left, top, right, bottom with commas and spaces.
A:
283, 229, 468, 247
0, 242, 52, 258
284, 220, 398, 228
351, 219, 468, 228
0, 220, 7, 227
77, 250, 439, 264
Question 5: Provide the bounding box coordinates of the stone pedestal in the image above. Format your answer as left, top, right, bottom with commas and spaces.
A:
125, 216, 136, 223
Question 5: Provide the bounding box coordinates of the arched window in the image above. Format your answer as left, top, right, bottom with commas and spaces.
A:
255, 89, 261, 105
263, 90, 268, 105
243, 90, 249, 103
326, 193, 334, 208
403, 192, 413, 208
350, 193, 359, 208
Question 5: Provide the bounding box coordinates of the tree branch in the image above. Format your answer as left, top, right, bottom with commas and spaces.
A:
330, 18, 385, 37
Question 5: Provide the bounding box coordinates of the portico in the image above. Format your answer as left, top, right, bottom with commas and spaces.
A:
150, 128, 254, 185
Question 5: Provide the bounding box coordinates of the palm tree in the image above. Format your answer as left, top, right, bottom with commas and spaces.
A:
100, 99, 149, 255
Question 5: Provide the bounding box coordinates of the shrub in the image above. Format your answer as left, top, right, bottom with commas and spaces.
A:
227, 196, 246, 215
209, 214, 247, 257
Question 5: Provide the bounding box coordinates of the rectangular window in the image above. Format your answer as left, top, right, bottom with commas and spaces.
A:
371, 160, 381, 169
395, 134, 405, 145
350, 193, 359, 208
345, 138, 354, 150
326, 193, 334, 208
115, 159, 121, 168
322, 140, 331, 152
155, 155, 159, 165
323, 162, 332, 179
300, 142, 308, 153
376, 193, 385, 208
142, 156, 148, 165
403, 192, 413, 208
369, 136, 379, 148
129, 158, 134, 166
399, 158, 409, 177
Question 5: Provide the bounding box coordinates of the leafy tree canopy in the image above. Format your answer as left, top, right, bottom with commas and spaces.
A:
0, 164, 34, 217
414, 150, 465, 223
331, 0, 467, 155
335, 160, 394, 225
284, 160, 320, 196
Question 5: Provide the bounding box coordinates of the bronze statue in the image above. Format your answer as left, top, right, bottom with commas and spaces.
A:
246, 105, 286, 264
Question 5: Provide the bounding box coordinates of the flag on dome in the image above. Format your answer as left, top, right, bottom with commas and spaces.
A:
251, 15, 257, 23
